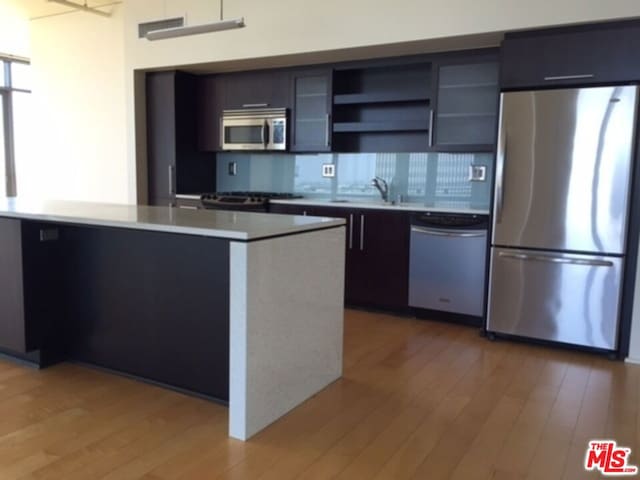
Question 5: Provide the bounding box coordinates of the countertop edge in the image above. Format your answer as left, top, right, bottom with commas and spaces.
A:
269, 199, 491, 215
0, 210, 346, 241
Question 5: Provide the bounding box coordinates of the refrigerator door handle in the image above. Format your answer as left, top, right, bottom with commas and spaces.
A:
495, 105, 506, 223
498, 251, 614, 268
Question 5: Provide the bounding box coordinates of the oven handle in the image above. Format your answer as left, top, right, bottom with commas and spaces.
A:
410, 226, 486, 238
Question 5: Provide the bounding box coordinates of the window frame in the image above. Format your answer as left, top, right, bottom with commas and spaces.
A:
0, 55, 30, 197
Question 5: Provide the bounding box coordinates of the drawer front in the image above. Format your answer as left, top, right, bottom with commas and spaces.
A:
487, 247, 622, 350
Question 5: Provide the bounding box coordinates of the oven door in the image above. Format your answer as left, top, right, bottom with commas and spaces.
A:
221, 117, 268, 150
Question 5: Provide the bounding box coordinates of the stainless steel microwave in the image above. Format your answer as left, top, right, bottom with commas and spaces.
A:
221, 108, 287, 151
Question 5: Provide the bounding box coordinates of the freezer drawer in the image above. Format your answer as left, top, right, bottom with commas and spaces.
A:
409, 226, 487, 316
487, 247, 623, 350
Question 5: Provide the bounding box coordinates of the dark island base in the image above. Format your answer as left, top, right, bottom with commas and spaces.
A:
1, 220, 231, 402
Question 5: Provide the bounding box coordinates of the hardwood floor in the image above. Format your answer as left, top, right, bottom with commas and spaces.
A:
0, 309, 637, 479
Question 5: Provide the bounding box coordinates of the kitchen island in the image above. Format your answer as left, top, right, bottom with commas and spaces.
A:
0, 199, 346, 440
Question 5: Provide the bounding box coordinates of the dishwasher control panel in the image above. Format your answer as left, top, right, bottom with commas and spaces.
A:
410, 213, 489, 229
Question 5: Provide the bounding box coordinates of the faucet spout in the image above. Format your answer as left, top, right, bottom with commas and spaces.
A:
371, 177, 389, 202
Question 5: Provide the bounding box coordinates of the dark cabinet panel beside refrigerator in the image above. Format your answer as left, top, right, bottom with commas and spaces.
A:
487, 86, 638, 351
146, 71, 216, 206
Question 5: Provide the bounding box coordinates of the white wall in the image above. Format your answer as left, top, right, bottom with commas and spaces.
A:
25, 4, 128, 203
123, 0, 640, 71
0, 2, 30, 58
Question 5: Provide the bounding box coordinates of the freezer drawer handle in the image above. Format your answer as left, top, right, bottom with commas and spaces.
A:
498, 252, 613, 267
543, 74, 595, 81
410, 226, 486, 238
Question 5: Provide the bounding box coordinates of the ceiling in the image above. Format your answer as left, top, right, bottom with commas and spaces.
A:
9, 0, 115, 19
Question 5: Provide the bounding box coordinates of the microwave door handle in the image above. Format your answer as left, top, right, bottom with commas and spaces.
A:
262, 121, 269, 147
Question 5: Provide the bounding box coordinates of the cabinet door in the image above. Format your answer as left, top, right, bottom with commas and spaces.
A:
174, 73, 216, 194
21, 222, 64, 352
501, 22, 640, 89
291, 69, 332, 152
223, 70, 292, 110
351, 210, 410, 310
0, 218, 26, 352
433, 61, 499, 150
301, 206, 358, 304
269, 203, 313, 215
146, 71, 176, 206
197, 75, 225, 151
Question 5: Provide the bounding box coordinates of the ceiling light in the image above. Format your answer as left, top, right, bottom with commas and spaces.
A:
146, 18, 245, 40
145, 0, 245, 41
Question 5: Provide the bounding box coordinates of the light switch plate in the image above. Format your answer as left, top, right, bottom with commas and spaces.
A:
468, 165, 487, 182
322, 164, 336, 178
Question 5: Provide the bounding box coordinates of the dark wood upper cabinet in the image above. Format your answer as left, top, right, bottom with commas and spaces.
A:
222, 70, 292, 110
146, 71, 216, 206
432, 55, 499, 152
290, 68, 332, 152
501, 20, 640, 89
197, 75, 225, 152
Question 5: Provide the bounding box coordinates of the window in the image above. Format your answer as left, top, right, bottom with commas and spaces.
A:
0, 56, 30, 197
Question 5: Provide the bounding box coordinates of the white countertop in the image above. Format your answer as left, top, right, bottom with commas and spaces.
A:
270, 198, 490, 215
0, 198, 345, 241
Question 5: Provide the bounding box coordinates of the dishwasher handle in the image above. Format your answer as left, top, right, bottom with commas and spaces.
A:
410, 226, 486, 238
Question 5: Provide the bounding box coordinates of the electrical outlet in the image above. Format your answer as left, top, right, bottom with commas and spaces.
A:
322, 164, 335, 178
468, 165, 487, 182
228, 161, 237, 176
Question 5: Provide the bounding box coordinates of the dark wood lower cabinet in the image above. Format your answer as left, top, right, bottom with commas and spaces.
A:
270, 204, 410, 311
0, 219, 230, 401
0, 219, 64, 355
347, 210, 409, 310
61, 226, 230, 401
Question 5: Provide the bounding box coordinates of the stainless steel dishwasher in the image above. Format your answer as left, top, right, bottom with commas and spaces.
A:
408, 213, 489, 317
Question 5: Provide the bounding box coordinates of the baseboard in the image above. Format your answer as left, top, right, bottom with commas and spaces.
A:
624, 356, 640, 365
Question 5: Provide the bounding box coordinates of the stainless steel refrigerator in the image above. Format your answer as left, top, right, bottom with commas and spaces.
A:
487, 86, 638, 351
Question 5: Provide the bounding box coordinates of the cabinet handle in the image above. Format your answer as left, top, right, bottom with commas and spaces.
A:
428, 110, 434, 147
325, 113, 331, 146
168, 165, 175, 195
360, 214, 365, 251
242, 103, 269, 108
543, 74, 595, 81
303, 210, 307, 216
348, 214, 353, 250
495, 106, 507, 223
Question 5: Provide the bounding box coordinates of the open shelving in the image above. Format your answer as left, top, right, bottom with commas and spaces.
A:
331, 62, 432, 152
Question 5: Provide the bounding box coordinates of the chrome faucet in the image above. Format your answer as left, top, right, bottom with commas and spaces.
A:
371, 177, 389, 202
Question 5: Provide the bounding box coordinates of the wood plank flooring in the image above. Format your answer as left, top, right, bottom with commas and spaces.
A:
0, 309, 638, 479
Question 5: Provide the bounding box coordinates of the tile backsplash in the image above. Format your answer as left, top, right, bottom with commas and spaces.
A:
217, 152, 494, 210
